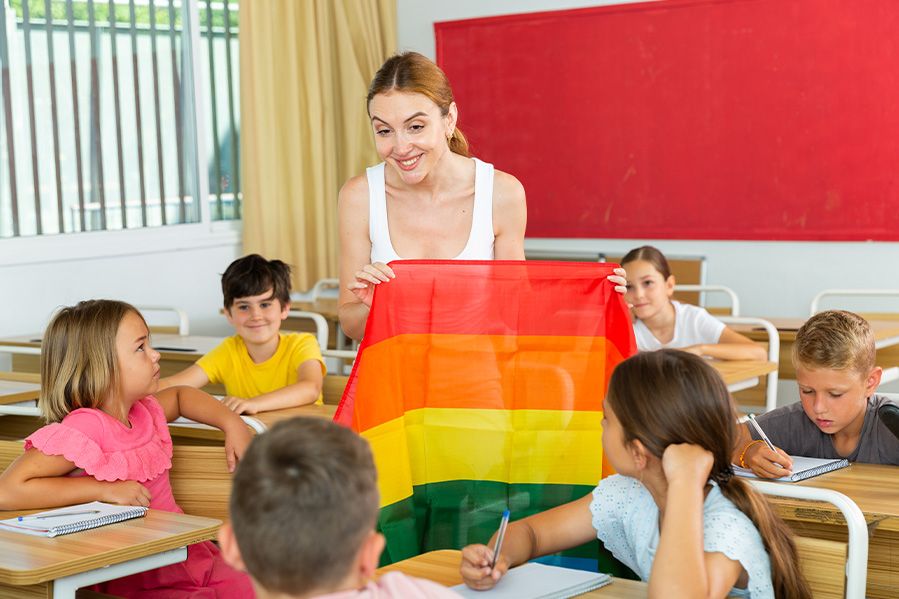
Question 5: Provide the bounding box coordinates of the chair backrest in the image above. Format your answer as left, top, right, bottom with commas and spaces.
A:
323, 375, 349, 405
136, 305, 190, 335
288, 310, 329, 351
752, 480, 868, 599
717, 316, 779, 412
794, 535, 848, 599
810, 289, 899, 318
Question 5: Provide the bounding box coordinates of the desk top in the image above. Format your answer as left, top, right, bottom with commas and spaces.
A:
1, 333, 223, 360
739, 318, 899, 344
377, 549, 648, 598
0, 508, 220, 586
710, 360, 777, 385
169, 403, 337, 442
0, 377, 40, 406
766, 463, 899, 533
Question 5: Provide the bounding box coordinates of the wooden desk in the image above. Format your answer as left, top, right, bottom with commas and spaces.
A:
0, 508, 220, 598
738, 318, 899, 379
763, 463, 899, 598
710, 360, 777, 409
376, 549, 649, 598
0, 376, 40, 406
168, 403, 336, 444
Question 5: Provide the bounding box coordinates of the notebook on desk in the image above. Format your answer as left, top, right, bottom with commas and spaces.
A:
734, 456, 850, 482
451, 562, 611, 598
0, 501, 148, 538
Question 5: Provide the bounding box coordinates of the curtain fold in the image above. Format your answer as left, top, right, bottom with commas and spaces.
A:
240, 1, 396, 290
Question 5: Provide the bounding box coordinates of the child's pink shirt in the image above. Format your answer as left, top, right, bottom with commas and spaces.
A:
312, 572, 461, 599
25, 396, 254, 598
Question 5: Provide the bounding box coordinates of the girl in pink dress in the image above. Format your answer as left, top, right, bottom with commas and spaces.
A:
0, 300, 255, 598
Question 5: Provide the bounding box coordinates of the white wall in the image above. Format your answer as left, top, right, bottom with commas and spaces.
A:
397, 0, 899, 320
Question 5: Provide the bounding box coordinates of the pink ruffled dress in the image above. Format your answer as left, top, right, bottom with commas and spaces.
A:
25, 396, 254, 598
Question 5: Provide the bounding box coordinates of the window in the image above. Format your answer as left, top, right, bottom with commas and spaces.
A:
0, 0, 240, 239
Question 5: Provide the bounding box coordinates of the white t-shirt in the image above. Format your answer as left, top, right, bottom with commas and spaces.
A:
590, 475, 773, 598
633, 301, 725, 351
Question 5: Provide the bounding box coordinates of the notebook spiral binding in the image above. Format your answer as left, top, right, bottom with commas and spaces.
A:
47, 507, 148, 537
789, 458, 850, 482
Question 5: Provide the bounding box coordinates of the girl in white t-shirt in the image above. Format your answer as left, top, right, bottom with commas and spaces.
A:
622, 246, 765, 361
460, 350, 811, 599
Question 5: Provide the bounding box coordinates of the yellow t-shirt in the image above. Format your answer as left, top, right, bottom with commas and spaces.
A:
196, 333, 326, 404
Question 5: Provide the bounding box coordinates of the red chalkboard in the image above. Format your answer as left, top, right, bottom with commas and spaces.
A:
435, 0, 899, 241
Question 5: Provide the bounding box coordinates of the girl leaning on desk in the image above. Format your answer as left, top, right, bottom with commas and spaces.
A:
337, 51, 626, 341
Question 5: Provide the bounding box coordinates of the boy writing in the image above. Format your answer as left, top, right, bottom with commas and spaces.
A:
160, 254, 325, 414
218, 417, 461, 598
735, 310, 899, 477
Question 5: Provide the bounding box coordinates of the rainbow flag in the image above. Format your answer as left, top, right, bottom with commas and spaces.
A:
335, 260, 635, 564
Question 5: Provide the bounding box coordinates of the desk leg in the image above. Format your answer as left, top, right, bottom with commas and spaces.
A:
51, 546, 187, 599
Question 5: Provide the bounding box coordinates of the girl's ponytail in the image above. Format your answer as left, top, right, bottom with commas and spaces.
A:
718, 478, 813, 599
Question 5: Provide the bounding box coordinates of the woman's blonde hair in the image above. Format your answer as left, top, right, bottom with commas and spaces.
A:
40, 300, 144, 423
366, 51, 470, 157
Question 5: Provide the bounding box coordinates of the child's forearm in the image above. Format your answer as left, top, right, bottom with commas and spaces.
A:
488, 520, 539, 569
172, 386, 247, 432
0, 476, 111, 510
246, 381, 321, 412
649, 480, 708, 598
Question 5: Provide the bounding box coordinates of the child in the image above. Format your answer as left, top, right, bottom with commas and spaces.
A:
735, 310, 899, 478
218, 417, 461, 598
622, 246, 766, 361
0, 299, 254, 597
160, 254, 326, 414
461, 350, 811, 599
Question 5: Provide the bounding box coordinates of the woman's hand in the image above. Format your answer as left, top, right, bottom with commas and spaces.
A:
661, 443, 714, 486
223, 422, 254, 473
346, 262, 395, 307
101, 481, 152, 507
460, 543, 509, 590
608, 267, 627, 295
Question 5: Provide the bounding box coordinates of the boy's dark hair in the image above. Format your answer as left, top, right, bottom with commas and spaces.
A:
221, 254, 292, 309
229, 418, 379, 594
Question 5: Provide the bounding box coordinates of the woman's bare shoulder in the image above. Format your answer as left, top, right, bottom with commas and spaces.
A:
338, 173, 370, 210
492, 168, 526, 209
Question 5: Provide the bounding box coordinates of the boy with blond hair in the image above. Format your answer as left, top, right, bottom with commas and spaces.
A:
735, 310, 899, 477
160, 254, 325, 413
218, 418, 461, 598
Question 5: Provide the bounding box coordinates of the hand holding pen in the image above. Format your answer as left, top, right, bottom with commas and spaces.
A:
745, 414, 793, 478
459, 509, 511, 590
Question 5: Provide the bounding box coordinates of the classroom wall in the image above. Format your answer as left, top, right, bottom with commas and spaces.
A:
397, 0, 899, 319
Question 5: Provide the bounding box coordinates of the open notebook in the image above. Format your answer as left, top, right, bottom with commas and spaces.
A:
451, 562, 611, 599
0, 501, 148, 538
734, 456, 849, 482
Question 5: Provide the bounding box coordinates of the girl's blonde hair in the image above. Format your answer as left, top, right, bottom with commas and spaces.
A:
40, 300, 145, 423
607, 350, 812, 599
366, 51, 470, 158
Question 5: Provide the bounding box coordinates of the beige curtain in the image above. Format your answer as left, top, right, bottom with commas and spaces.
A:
239, 1, 396, 291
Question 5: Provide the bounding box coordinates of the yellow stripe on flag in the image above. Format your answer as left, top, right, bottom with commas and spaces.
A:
363, 407, 604, 508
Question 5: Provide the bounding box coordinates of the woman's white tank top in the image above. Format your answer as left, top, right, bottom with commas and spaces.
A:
367, 157, 496, 264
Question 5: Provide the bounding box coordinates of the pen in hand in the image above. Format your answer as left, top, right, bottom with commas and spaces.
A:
491, 509, 511, 571
747, 414, 787, 471
18, 509, 101, 522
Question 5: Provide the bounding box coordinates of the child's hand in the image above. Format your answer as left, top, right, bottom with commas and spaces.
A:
348, 262, 395, 307
608, 267, 627, 296
223, 422, 254, 473
661, 443, 714, 486
101, 481, 152, 507
744, 442, 793, 479
222, 396, 258, 415
460, 543, 509, 590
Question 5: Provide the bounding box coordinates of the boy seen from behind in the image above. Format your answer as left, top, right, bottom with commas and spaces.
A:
735, 309, 899, 477
160, 254, 325, 414
218, 418, 461, 598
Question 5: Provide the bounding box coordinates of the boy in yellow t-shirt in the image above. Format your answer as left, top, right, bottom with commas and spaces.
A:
159, 254, 325, 414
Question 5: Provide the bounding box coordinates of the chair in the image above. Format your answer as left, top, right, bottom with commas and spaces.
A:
287, 310, 329, 351
810, 289, 899, 319
717, 316, 780, 412
675, 284, 741, 316
752, 480, 868, 599
135, 305, 190, 335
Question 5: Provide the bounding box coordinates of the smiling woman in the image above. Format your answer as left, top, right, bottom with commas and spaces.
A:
336, 52, 528, 341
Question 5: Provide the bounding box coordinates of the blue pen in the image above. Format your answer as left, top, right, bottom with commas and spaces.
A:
18, 509, 101, 522
490, 509, 511, 570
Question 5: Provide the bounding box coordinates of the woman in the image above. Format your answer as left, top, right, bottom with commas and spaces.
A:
338, 52, 622, 340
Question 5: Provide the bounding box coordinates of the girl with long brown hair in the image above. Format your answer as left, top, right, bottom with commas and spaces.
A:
461, 350, 811, 598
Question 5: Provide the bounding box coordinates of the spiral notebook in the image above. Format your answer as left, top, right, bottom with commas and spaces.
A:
0, 501, 148, 537
451, 562, 611, 598
734, 456, 850, 482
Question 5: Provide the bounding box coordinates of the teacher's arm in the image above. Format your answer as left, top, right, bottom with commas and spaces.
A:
338, 175, 383, 342
492, 170, 527, 260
